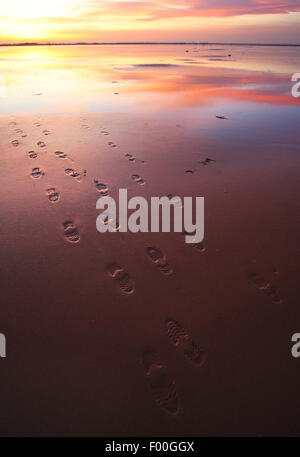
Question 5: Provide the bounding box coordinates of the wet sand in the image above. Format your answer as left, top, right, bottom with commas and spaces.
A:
0, 110, 299, 436
0, 44, 300, 436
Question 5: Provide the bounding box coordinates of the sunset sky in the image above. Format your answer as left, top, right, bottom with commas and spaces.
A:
0, 0, 300, 44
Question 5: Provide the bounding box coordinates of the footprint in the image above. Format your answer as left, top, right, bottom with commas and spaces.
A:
185, 169, 195, 174
28, 150, 38, 159
63, 221, 80, 244
55, 151, 67, 159
142, 350, 179, 416
46, 188, 60, 203
216, 115, 227, 120
15, 128, 23, 134
168, 195, 183, 209
101, 130, 110, 136
37, 141, 46, 148
65, 168, 81, 181
9, 121, 17, 126
108, 141, 117, 148
193, 241, 206, 253
43, 130, 50, 136
81, 124, 89, 129
31, 168, 44, 179
131, 174, 146, 186
165, 318, 206, 367
201, 157, 216, 166
34, 122, 41, 127
11, 140, 19, 147
125, 153, 136, 163
249, 273, 283, 304
106, 264, 134, 295
94, 180, 109, 196
146, 247, 173, 275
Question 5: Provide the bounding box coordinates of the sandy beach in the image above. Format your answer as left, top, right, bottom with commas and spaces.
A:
0, 44, 300, 436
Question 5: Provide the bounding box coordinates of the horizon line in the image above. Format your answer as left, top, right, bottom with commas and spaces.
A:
0, 41, 299, 47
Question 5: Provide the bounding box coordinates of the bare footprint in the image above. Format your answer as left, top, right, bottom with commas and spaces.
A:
165, 318, 206, 367
46, 188, 60, 203
31, 168, 44, 179
146, 247, 173, 275
63, 221, 80, 244
142, 350, 179, 416
28, 151, 38, 159
249, 273, 283, 304
131, 174, 146, 186
106, 264, 134, 295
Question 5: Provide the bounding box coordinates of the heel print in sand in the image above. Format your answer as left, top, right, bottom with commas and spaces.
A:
106, 264, 135, 295
63, 221, 80, 244
146, 247, 173, 276
142, 350, 179, 416
165, 318, 206, 368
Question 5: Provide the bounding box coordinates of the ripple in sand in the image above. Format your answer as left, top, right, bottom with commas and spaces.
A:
165, 318, 206, 367
63, 221, 80, 244
106, 264, 135, 295
31, 167, 44, 179
46, 188, 60, 203
146, 247, 173, 276
142, 350, 179, 416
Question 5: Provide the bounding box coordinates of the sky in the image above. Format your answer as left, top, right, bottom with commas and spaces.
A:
0, 0, 300, 44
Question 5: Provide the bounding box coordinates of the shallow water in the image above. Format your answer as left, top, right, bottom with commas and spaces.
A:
1, 44, 299, 144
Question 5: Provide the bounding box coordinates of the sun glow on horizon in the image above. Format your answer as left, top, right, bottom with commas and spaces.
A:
0, 0, 77, 18
0, 0, 300, 44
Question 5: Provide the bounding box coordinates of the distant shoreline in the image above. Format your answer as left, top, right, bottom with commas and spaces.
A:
0, 41, 299, 47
